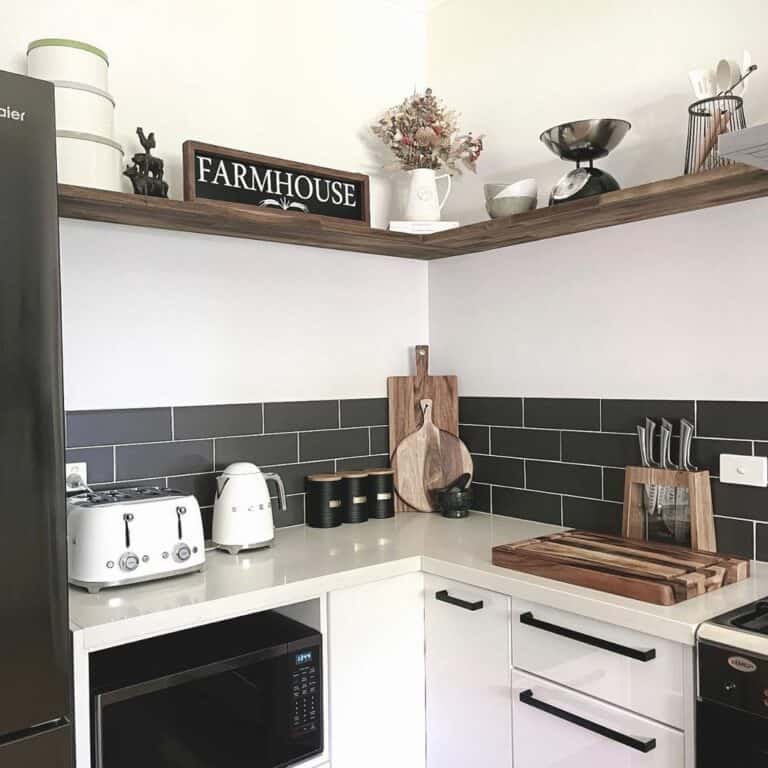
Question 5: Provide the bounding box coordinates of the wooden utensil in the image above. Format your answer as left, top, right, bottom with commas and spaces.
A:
492, 530, 749, 606
388, 345, 458, 512
391, 399, 472, 512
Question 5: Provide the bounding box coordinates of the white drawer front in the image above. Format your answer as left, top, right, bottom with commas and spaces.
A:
512, 671, 685, 768
425, 576, 511, 768
512, 600, 684, 728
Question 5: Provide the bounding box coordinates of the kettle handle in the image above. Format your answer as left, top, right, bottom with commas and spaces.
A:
215, 476, 229, 500
263, 472, 287, 512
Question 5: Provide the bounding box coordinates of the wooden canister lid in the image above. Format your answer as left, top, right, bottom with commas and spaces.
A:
307, 473, 341, 482
338, 470, 369, 478
367, 468, 394, 476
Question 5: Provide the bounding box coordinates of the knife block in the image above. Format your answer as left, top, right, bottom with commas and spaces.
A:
622, 466, 716, 552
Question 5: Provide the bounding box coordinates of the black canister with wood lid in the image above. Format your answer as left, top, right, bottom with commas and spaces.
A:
340, 470, 369, 523
305, 473, 343, 528
367, 468, 395, 518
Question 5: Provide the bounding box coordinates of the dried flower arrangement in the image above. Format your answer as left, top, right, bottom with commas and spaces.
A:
372, 88, 484, 174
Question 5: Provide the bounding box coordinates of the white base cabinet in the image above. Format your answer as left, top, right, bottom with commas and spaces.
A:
328, 572, 425, 768
512, 671, 685, 768
424, 576, 512, 768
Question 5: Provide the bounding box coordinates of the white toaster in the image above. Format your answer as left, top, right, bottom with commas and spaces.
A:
67, 487, 205, 593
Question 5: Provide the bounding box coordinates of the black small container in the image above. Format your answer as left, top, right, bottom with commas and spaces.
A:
306, 473, 343, 528
367, 468, 394, 519
340, 471, 369, 524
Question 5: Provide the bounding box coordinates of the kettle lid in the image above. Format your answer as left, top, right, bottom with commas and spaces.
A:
221, 462, 263, 476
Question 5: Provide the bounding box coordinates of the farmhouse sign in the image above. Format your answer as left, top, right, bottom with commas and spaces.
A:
182, 141, 370, 224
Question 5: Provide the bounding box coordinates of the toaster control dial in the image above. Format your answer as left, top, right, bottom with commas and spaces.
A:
119, 552, 140, 572
173, 543, 192, 563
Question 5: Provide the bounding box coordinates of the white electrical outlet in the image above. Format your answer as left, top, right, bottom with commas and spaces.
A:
719, 454, 768, 487
65, 461, 88, 491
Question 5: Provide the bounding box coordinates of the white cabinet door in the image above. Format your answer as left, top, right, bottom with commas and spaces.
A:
512, 671, 685, 768
425, 575, 512, 768
328, 572, 425, 768
512, 599, 685, 728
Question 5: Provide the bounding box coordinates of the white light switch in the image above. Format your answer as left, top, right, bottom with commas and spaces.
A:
720, 454, 768, 487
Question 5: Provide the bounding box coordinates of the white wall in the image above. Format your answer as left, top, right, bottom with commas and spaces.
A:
0, 0, 426, 227
429, 197, 768, 400
61, 220, 428, 410
428, 0, 768, 223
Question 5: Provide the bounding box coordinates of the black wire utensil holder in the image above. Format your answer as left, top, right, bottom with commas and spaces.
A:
684, 95, 746, 174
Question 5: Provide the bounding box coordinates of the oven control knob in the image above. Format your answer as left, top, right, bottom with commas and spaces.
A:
723, 681, 737, 694
119, 552, 140, 572
173, 543, 192, 563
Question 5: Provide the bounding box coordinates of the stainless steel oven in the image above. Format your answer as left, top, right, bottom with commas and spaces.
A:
90, 611, 323, 768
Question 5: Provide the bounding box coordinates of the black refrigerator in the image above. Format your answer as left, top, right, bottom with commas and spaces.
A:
0, 70, 73, 766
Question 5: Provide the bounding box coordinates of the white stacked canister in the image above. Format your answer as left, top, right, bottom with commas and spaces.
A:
27, 38, 124, 191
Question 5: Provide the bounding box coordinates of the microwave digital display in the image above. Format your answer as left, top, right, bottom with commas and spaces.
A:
295, 650, 313, 665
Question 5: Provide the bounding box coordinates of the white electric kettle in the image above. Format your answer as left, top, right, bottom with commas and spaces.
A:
212, 462, 287, 554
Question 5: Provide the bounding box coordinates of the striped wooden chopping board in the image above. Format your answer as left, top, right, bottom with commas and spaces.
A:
492, 530, 750, 606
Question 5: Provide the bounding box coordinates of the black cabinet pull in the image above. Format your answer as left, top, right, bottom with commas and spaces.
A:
519, 611, 656, 662
519, 689, 656, 753
435, 589, 484, 611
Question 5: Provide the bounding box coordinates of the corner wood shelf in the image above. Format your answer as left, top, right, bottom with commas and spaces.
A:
58, 164, 768, 261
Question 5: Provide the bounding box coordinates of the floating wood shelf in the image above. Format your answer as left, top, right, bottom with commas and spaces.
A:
58, 164, 768, 261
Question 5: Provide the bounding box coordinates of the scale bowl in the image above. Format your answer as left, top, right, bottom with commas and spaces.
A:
540, 118, 631, 162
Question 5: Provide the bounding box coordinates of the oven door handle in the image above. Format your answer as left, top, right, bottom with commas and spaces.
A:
519, 611, 656, 662
519, 689, 657, 753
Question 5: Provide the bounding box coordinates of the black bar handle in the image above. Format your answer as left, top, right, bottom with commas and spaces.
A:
519, 689, 656, 753
435, 589, 484, 611
519, 611, 656, 662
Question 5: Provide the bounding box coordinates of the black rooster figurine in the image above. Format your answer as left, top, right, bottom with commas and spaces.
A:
124, 127, 168, 197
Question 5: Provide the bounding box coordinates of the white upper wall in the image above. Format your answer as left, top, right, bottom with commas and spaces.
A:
428, 0, 768, 222
60, 220, 429, 410
429, 197, 768, 400
0, 0, 427, 228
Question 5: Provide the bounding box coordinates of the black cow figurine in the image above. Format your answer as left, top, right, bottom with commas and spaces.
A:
123, 127, 169, 197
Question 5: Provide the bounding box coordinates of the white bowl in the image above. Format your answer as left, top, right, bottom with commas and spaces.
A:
56, 131, 124, 192
54, 82, 115, 138
484, 178, 537, 201
28, 38, 109, 91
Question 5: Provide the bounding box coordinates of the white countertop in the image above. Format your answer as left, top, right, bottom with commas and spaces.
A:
69, 512, 768, 650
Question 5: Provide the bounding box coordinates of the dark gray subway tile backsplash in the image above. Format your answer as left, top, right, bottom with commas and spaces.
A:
340, 398, 388, 428
68, 399, 390, 530
299, 428, 369, 462
524, 398, 600, 431
460, 397, 522, 426
65, 446, 114, 484
460, 395, 768, 562
174, 403, 263, 440
264, 400, 339, 433
698, 401, 768, 439
600, 399, 695, 434
116, 440, 213, 481
64, 396, 768, 560
67, 407, 172, 447
492, 427, 560, 461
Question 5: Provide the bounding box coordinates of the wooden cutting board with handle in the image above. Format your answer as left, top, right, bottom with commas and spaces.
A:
388, 345, 458, 512
391, 399, 472, 512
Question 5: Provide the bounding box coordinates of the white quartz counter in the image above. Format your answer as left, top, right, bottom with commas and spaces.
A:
69, 512, 768, 650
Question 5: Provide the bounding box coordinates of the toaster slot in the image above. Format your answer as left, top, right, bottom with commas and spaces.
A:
123, 513, 133, 548
176, 506, 186, 539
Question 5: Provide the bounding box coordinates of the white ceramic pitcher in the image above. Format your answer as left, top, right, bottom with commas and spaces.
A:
403, 168, 452, 221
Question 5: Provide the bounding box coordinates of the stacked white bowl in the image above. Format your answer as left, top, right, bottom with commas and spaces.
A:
27, 38, 124, 191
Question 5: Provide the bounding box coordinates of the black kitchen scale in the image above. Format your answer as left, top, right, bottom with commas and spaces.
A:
540, 118, 631, 205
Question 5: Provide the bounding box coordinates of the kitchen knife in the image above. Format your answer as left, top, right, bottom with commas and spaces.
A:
680, 418, 697, 471
643, 418, 659, 520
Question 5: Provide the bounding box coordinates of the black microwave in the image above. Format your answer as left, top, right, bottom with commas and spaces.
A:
90, 610, 323, 768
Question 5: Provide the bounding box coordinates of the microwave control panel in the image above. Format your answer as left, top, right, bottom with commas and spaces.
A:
290, 648, 319, 735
